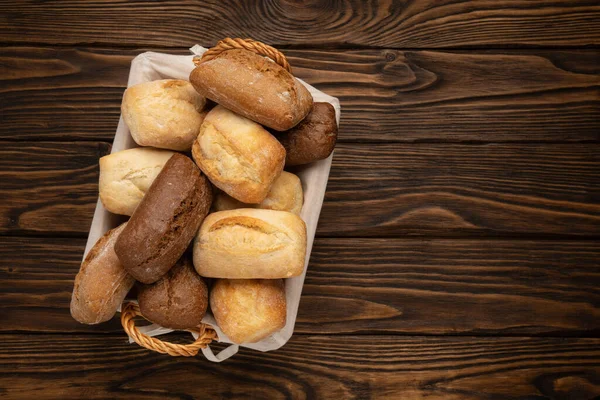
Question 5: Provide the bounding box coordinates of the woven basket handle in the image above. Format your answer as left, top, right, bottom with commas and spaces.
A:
121, 302, 217, 357
193, 37, 292, 74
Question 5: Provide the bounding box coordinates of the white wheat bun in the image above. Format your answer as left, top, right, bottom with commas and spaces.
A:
193, 208, 306, 279
191, 105, 285, 204
121, 79, 207, 151
99, 147, 175, 216
210, 279, 286, 344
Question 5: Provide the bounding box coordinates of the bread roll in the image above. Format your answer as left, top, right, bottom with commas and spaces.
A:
71, 223, 134, 324
115, 154, 212, 284
276, 102, 338, 166
211, 279, 286, 344
122, 79, 207, 151
213, 171, 303, 215
138, 257, 208, 329
190, 49, 312, 131
99, 147, 175, 216
192, 105, 285, 204
193, 209, 306, 279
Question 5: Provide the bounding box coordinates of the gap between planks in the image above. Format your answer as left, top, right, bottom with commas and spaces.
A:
1, 41, 599, 51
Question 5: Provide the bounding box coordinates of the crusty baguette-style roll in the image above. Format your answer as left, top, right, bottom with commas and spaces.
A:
137, 257, 208, 330
71, 223, 135, 325
276, 102, 338, 166
189, 49, 313, 131
122, 79, 207, 151
192, 105, 285, 204
213, 171, 303, 215
193, 209, 306, 279
211, 279, 286, 344
115, 154, 212, 284
99, 147, 175, 216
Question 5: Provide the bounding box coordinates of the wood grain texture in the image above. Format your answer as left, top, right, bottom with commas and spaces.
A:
2, 141, 598, 237
0, 142, 110, 235
319, 143, 600, 237
2, 47, 599, 142
1, 334, 599, 399
1, 0, 599, 48
2, 236, 598, 335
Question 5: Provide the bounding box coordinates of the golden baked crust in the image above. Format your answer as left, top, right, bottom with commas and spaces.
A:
212, 171, 303, 215
189, 49, 313, 131
210, 279, 286, 344
193, 208, 306, 279
99, 148, 175, 216
70, 223, 135, 324
138, 257, 208, 330
192, 105, 285, 204
122, 79, 207, 151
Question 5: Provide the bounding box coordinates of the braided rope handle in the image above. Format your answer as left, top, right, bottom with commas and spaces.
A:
193, 37, 292, 73
121, 302, 217, 357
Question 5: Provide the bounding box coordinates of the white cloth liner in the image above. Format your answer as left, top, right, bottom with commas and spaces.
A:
83, 46, 340, 362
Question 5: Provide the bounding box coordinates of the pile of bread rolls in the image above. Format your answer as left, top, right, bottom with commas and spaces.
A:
70, 47, 338, 345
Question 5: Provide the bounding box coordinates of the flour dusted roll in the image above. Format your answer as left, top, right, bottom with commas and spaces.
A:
122, 79, 207, 151
99, 147, 175, 216
193, 209, 306, 279
190, 49, 312, 131
210, 279, 286, 344
71, 223, 135, 325
115, 154, 212, 284
137, 257, 208, 330
192, 105, 285, 204
212, 171, 303, 215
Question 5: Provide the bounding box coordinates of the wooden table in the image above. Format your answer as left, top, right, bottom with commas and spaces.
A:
1, 1, 599, 398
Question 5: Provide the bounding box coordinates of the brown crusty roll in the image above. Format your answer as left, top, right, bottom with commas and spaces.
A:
212, 171, 303, 215
210, 279, 286, 344
193, 209, 306, 279
71, 223, 135, 325
276, 102, 338, 166
189, 49, 313, 131
115, 153, 212, 284
99, 147, 175, 216
192, 105, 285, 204
137, 257, 208, 330
122, 79, 207, 151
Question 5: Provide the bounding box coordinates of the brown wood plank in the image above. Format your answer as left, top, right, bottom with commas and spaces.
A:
2, 141, 598, 237
1, 1, 599, 48
2, 47, 599, 143
1, 334, 599, 399
0, 142, 110, 236
2, 236, 598, 335
320, 143, 600, 237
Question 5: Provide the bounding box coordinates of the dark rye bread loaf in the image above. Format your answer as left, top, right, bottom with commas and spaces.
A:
115, 154, 212, 284
138, 257, 208, 329
275, 102, 338, 166
189, 49, 313, 131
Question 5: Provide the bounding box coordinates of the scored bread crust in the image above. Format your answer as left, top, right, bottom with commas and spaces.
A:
189, 49, 313, 131
193, 208, 306, 279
